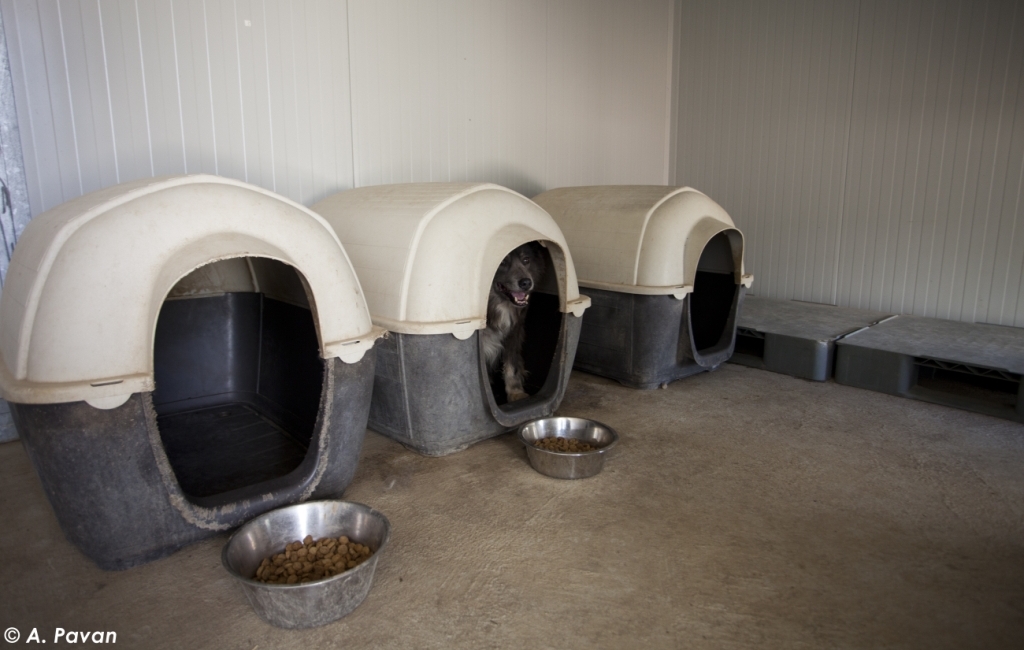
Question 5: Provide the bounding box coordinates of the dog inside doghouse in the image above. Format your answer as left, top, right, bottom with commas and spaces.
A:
483, 241, 563, 407
151, 257, 324, 502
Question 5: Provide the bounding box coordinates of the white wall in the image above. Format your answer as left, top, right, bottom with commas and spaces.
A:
2, 0, 1021, 328
2, 0, 356, 211
0, 0, 674, 217
674, 0, 1024, 327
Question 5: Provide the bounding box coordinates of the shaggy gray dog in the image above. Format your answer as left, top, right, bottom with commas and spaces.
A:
481, 242, 546, 402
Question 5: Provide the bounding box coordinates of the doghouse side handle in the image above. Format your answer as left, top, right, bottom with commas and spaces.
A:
565, 295, 591, 318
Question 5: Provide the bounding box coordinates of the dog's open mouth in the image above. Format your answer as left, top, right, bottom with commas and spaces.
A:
497, 283, 531, 307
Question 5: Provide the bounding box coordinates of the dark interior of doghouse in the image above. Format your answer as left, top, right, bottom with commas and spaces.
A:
488, 243, 562, 407
690, 231, 740, 353
152, 258, 323, 500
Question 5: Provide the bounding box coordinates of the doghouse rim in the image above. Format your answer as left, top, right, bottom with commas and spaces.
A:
532, 185, 756, 299
0, 174, 383, 408
313, 182, 590, 339
372, 237, 589, 339
578, 224, 750, 299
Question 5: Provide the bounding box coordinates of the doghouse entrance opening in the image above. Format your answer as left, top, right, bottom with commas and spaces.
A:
152, 258, 323, 499
487, 242, 562, 407
690, 232, 739, 353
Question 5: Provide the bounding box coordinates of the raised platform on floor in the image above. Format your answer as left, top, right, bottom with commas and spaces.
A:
730, 296, 892, 381
835, 315, 1024, 423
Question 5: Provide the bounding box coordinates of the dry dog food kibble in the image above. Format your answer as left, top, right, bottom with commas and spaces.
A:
533, 436, 597, 453
254, 534, 373, 584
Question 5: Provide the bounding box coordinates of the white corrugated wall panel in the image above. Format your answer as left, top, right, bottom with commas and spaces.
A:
675, 0, 1024, 327
98, 1, 153, 184
1, 0, 356, 214
4, 0, 673, 214
4, 0, 1019, 327
348, 0, 673, 195
675, 0, 859, 309
840, 0, 1024, 325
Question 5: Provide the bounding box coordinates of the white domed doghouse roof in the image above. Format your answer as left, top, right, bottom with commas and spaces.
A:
0, 175, 382, 408
532, 185, 755, 299
312, 183, 590, 339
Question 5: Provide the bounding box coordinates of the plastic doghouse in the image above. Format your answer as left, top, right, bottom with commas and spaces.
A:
312, 183, 590, 455
533, 185, 753, 389
0, 175, 383, 569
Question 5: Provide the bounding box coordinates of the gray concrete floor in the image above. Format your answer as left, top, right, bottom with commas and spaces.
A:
2, 365, 1024, 649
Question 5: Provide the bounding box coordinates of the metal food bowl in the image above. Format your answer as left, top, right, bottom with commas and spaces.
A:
518, 417, 619, 479
222, 500, 391, 629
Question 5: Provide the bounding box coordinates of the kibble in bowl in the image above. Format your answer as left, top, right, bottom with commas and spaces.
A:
532, 436, 598, 453
518, 417, 619, 479
222, 501, 391, 629
254, 534, 375, 585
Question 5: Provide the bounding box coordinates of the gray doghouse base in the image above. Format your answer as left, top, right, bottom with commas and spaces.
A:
11, 354, 375, 571
835, 315, 1024, 422
730, 297, 891, 381
574, 278, 745, 389
369, 303, 582, 456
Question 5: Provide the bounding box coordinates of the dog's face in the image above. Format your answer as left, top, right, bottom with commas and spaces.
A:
491, 243, 546, 308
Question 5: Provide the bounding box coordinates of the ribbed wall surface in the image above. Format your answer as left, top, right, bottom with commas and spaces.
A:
4, 0, 1021, 327
1, 0, 355, 211
675, 0, 1024, 327
348, 0, 673, 194
1, 0, 673, 217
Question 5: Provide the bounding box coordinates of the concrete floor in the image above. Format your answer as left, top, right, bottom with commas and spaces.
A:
2, 364, 1023, 649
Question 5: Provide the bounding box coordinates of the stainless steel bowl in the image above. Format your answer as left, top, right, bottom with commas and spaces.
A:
222, 500, 391, 629
518, 417, 619, 479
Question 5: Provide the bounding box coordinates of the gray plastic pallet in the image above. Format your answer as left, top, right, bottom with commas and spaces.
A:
835, 315, 1024, 423
730, 297, 892, 381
